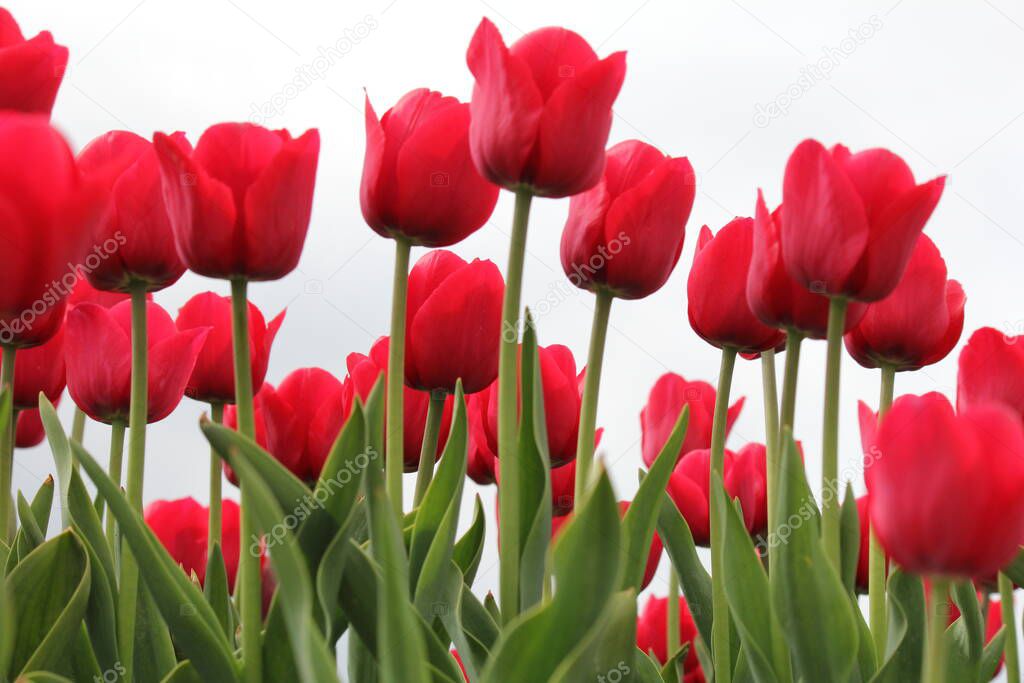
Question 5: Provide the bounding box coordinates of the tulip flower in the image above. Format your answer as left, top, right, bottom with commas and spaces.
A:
0, 9, 67, 116
957, 326, 1024, 422
75, 131, 187, 292
723, 443, 769, 538
640, 372, 744, 468
845, 235, 964, 372
865, 392, 1024, 579
153, 123, 320, 281
552, 501, 661, 589
64, 300, 208, 424
550, 461, 577, 516
67, 276, 135, 310
12, 325, 64, 411
636, 595, 705, 682
854, 495, 888, 594
560, 140, 696, 299
466, 18, 626, 198
361, 89, 499, 247
15, 403, 52, 449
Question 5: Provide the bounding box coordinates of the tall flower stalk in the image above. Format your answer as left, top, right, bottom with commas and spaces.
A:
870, 364, 895, 657
105, 419, 126, 550
208, 402, 224, 557
821, 297, 848, 567
413, 391, 445, 506
574, 289, 612, 501
386, 238, 411, 516
761, 348, 780, 572
710, 347, 738, 683
0, 346, 14, 540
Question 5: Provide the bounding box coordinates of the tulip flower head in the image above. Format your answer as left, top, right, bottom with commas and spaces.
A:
636, 595, 705, 681
12, 324, 65, 411
957, 326, 1024, 424
15, 402, 55, 449
0, 9, 68, 116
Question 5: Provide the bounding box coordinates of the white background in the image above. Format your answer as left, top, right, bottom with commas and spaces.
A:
10, 0, 1024, 678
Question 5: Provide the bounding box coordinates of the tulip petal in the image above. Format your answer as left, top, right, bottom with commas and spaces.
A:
65, 303, 132, 422
147, 327, 209, 422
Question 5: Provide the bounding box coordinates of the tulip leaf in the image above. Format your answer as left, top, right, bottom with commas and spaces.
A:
132, 583, 177, 683
633, 649, 665, 683
337, 539, 380, 654
549, 589, 637, 683
977, 625, 1006, 683
159, 660, 204, 683
17, 673, 73, 683
661, 642, 692, 682
0, 581, 13, 676
452, 494, 485, 586
869, 569, 925, 683
65, 470, 116, 600
771, 432, 857, 682
314, 504, 359, 642
314, 403, 369, 527
1001, 547, 1024, 586
204, 542, 234, 640
38, 396, 72, 528
657, 495, 713, 648
459, 580, 500, 664
839, 483, 860, 595
943, 580, 984, 681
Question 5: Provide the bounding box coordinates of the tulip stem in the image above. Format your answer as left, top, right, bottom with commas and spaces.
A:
924, 577, 950, 683
667, 570, 680, 655
230, 277, 262, 683
386, 237, 411, 518
1000, 572, 1020, 683
779, 329, 803, 432
71, 406, 86, 444
761, 348, 779, 574
574, 289, 613, 503
498, 189, 533, 624
869, 364, 895, 660
0, 346, 14, 541
710, 346, 738, 683
105, 419, 126, 557
821, 297, 848, 568
208, 402, 224, 561
117, 284, 149, 683
413, 391, 446, 506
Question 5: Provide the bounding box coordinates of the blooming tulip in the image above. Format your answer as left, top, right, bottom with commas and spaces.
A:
865, 392, 1024, 578
153, 123, 319, 281
361, 89, 499, 246
0, 9, 67, 116
404, 251, 504, 394
957, 326, 1024, 423
560, 140, 695, 299
65, 301, 208, 424
176, 292, 284, 405
688, 220, 786, 353
12, 325, 64, 411
640, 373, 744, 468
781, 140, 944, 302
76, 131, 187, 292
636, 595, 705, 682
466, 19, 626, 197
845, 235, 964, 371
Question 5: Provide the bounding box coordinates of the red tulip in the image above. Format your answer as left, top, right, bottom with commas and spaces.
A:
747, 191, 867, 338
67, 276, 135, 310
153, 123, 320, 281
0, 113, 103, 348
853, 495, 889, 593
405, 251, 504, 394
636, 595, 705, 682
361, 89, 499, 246
781, 140, 944, 302
688, 220, 786, 353
864, 392, 1024, 578
550, 460, 577, 516
0, 9, 67, 116
65, 301, 208, 424
844, 235, 964, 372
957, 327, 1024, 424
723, 443, 768, 538
466, 18, 626, 198
560, 140, 695, 299
15, 401, 56, 449
176, 292, 285, 405
76, 131, 186, 292
12, 324, 64, 410
640, 372, 744, 468
145, 497, 241, 589
466, 395, 496, 485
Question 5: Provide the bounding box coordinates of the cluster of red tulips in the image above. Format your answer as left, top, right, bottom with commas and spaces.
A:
1, 7, 1021, 683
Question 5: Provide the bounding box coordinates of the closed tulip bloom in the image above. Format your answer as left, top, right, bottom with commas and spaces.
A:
466, 18, 626, 198
12, 325, 65, 410
723, 442, 768, 537
865, 392, 1024, 578
467, 393, 496, 485
640, 373, 744, 468
223, 383, 303, 484
636, 595, 705, 682
76, 131, 186, 292
845, 235, 964, 371
560, 140, 696, 299
15, 402, 54, 449
145, 497, 241, 589
688, 220, 787, 353
781, 140, 945, 302
0, 9, 67, 116
176, 292, 285, 405
404, 251, 504, 394
361, 89, 499, 246
957, 327, 1024, 422
153, 122, 320, 281
552, 501, 661, 589
65, 301, 208, 424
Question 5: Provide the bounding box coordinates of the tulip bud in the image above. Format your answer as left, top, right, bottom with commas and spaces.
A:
145, 497, 241, 590
0, 9, 67, 116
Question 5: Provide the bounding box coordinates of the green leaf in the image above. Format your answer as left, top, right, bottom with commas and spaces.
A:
313, 404, 369, 527
869, 569, 925, 683
839, 483, 860, 596
621, 405, 688, 593
944, 581, 984, 681
314, 506, 358, 642
549, 590, 637, 683
853, 598, 877, 682
0, 581, 13, 675
1001, 547, 1024, 586
657, 496, 713, 648
661, 642, 692, 683
131, 583, 176, 683
204, 542, 234, 640
634, 648, 665, 683
977, 625, 1006, 683
159, 660, 204, 683
16, 673, 74, 682
38, 396, 72, 529
452, 495, 485, 587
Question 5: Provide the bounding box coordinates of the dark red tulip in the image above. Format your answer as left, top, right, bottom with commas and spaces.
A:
145, 497, 240, 589
747, 191, 866, 338
12, 324, 64, 411
845, 235, 964, 372
466, 18, 626, 198
153, 123, 320, 281
176, 292, 284, 405
0, 114, 104, 348
550, 460, 576, 516
0, 9, 67, 116
76, 131, 186, 292
405, 250, 504, 394
957, 327, 1024, 424
466, 394, 496, 485
560, 140, 695, 299
15, 400, 56, 449
65, 301, 208, 424
864, 392, 1024, 578
361, 89, 499, 246
636, 595, 705, 682
640, 372, 744, 469
781, 140, 945, 302
854, 495, 888, 593
688, 220, 786, 353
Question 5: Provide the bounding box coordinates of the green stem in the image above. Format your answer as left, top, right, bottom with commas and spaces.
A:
779, 330, 803, 433
498, 189, 533, 624
386, 237, 411, 518
230, 278, 262, 683
117, 284, 149, 683
869, 364, 895, 659
208, 402, 224, 559
1001, 572, 1020, 683
924, 577, 950, 683
667, 570, 680, 655
821, 297, 848, 568
761, 349, 780, 574
71, 406, 86, 444
413, 391, 445, 506
710, 346, 738, 683
104, 419, 126, 554
0, 345, 14, 541
573, 289, 613, 503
